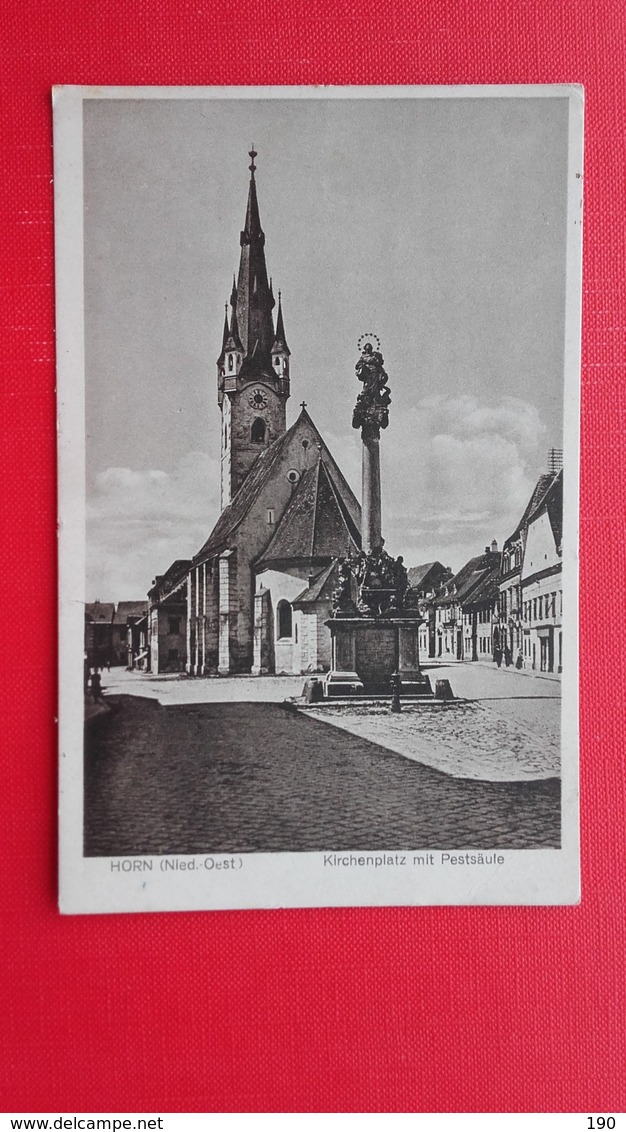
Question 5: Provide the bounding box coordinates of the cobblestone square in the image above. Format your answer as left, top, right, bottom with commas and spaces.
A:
84, 665, 560, 855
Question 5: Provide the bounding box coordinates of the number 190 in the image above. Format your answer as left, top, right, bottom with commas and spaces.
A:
588, 1119, 616, 1129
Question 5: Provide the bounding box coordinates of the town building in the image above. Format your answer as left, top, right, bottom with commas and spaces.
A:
496, 472, 555, 665
186, 152, 361, 676
461, 566, 501, 662
495, 464, 563, 673
147, 560, 190, 674
112, 601, 148, 667
520, 469, 563, 673
408, 562, 453, 659
84, 602, 115, 668
434, 543, 500, 661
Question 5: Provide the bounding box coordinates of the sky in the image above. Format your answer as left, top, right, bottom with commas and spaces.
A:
83, 92, 570, 600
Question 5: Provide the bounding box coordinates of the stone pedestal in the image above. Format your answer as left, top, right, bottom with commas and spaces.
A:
325, 617, 432, 697
324, 619, 364, 697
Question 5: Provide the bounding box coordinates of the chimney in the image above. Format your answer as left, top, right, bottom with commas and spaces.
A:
491, 539, 498, 553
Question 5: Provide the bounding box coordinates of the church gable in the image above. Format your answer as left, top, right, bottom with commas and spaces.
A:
194, 408, 360, 568
254, 459, 360, 571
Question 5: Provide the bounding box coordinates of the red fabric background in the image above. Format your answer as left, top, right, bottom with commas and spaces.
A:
1, 0, 624, 1114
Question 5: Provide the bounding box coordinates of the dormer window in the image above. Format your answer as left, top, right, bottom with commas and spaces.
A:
228, 355, 234, 371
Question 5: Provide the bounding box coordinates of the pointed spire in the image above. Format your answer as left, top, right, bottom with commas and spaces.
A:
227, 299, 242, 351
230, 275, 237, 307
272, 290, 290, 355
242, 148, 263, 243
217, 301, 230, 367
234, 149, 275, 369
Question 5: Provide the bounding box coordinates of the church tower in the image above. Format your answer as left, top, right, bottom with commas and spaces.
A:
217, 149, 290, 508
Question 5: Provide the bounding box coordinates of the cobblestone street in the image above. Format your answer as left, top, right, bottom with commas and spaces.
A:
85, 670, 560, 855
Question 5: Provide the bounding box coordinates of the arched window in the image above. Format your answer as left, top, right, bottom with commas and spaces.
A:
251, 417, 266, 443
228, 355, 234, 371
277, 600, 292, 639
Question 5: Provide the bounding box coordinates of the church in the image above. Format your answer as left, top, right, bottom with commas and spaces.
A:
185, 151, 361, 676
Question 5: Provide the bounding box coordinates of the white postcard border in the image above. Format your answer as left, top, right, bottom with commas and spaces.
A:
55, 84, 583, 914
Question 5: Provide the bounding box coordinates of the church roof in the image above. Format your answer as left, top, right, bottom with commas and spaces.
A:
194, 408, 360, 567
194, 429, 295, 564
271, 292, 290, 355
254, 458, 360, 571
292, 561, 339, 606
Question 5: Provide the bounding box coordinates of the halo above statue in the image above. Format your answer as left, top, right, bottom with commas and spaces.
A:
357, 333, 381, 353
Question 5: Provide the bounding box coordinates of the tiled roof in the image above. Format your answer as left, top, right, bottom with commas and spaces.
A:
538, 469, 563, 552
148, 560, 191, 602
85, 602, 115, 623
502, 473, 555, 552
114, 600, 148, 624
407, 561, 449, 592
434, 551, 500, 607
407, 562, 437, 588
461, 568, 500, 608
255, 458, 360, 570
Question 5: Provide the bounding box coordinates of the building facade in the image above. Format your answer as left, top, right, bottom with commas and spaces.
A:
433, 543, 500, 662
520, 470, 563, 673
147, 561, 190, 674
496, 467, 563, 673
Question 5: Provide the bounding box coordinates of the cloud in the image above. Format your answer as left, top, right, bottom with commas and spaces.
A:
86, 394, 549, 598
86, 451, 220, 600
379, 394, 547, 571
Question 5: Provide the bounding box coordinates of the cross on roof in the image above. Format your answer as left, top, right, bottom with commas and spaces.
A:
300, 400, 307, 410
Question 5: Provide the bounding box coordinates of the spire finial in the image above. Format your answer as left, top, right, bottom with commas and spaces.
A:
249, 145, 257, 174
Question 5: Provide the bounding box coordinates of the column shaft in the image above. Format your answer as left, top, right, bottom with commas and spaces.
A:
362, 432, 382, 553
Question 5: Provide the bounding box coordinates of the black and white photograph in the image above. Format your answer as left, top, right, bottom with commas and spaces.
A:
55, 86, 582, 912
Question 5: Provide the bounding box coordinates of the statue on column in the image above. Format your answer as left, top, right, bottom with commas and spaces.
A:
352, 338, 391, 438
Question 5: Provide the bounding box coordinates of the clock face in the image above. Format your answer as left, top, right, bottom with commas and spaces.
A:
249, 388, 268, 410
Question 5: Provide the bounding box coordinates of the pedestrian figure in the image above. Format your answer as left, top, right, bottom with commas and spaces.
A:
91, 669, 104, 704
516, 650, 523, 670
504, 644, 512, 667
494, 647, 502, 668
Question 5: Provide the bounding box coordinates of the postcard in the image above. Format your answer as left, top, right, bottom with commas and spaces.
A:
55, 85, 582, 912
